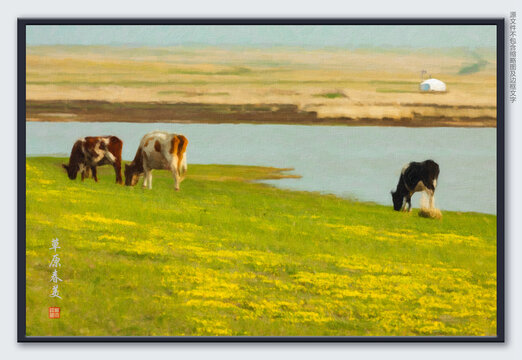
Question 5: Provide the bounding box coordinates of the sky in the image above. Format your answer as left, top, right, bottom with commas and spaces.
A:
26, 25, 497, 49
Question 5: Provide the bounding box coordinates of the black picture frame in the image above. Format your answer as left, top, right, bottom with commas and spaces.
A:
17, 18, 505, 343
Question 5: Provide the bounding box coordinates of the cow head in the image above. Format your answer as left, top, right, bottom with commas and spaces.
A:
391, 190, 403, 211
124, 163, 141, 186
62, 163, 79, 180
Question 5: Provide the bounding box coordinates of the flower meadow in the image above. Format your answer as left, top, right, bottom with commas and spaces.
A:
26, 157, 497, 336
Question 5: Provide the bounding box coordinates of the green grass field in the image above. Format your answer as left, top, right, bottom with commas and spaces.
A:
26, 157, 497, 337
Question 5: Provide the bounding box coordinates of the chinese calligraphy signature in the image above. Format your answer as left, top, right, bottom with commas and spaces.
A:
49, 238, 62, 299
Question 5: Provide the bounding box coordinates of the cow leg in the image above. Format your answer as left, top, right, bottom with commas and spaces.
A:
78, 164, 85, 181
179, 155, 187, 181
406, 195, 412, 212
428, 190, 435, 209
146, 171, 152, 189
171, 167, 180, 191
142, 170, 148, 189
400, 197, 407, 211
113, 160, 123, 184
91, 166, 98, 182
142, 165, 152, 189
81, 166, 91, 181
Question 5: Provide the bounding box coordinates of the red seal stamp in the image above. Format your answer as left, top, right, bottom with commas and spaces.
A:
48, 307, 60, 319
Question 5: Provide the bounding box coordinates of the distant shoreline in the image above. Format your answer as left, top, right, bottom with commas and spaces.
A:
26, 100, 497, 128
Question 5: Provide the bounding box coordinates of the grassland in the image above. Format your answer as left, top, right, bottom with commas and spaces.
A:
26, 157, 497, 337
26, 46, 497, 127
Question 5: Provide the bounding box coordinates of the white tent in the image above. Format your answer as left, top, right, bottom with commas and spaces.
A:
419, 78, 446, 92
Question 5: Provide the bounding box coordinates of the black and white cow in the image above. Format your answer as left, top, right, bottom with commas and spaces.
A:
391, 160, 440, 211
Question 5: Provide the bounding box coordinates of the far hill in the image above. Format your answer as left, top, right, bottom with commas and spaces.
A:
26, 46, 497, 127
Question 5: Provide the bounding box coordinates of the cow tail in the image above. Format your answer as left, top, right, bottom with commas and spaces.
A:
177, 135, 188, 179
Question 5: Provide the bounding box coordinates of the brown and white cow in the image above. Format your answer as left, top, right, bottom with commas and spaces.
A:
124, 131, 188, 191
62, 136, 123, 184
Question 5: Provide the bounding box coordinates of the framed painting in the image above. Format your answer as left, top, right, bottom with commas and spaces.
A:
18, 18, 504, 342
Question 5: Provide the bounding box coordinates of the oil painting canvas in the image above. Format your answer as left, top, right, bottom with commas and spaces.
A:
19, 20, 503, 341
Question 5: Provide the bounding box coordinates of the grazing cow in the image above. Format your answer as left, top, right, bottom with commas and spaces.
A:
391, 160, 440, 212
124, 131, 188, 191
62, 136, 123, 184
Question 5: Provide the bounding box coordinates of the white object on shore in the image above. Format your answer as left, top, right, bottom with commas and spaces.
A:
419, 207, 442, 219
419, 78, 447, 92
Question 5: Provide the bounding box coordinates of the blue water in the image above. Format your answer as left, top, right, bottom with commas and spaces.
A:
26, 122, 497, 214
